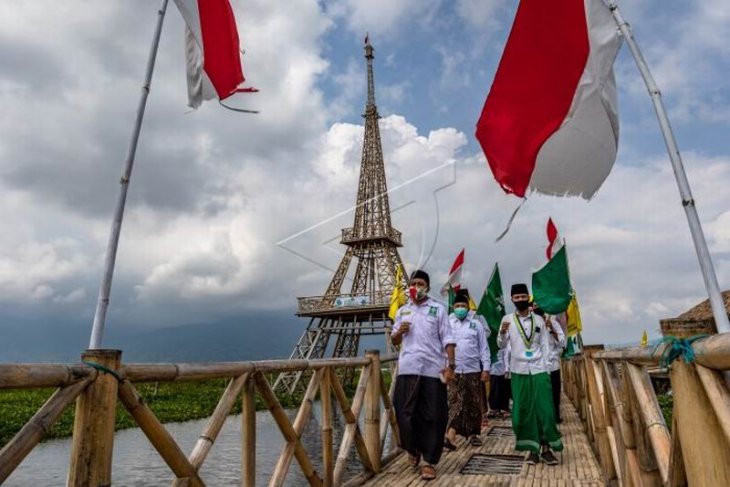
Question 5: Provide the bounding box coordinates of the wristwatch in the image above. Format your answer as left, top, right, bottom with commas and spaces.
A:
448, 363, 456, 370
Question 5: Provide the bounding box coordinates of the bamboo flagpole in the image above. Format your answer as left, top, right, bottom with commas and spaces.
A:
89, 0, 169, 349
606, 0, 730, 334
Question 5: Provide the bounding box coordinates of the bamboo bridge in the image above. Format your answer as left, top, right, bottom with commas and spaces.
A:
2, 323, 730, 486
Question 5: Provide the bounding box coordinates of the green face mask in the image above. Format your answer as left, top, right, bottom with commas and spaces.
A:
454, 308, 469, 320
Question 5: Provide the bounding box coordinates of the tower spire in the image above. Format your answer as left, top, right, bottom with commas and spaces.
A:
274, 38, 407, 394
364, 37, 376, 110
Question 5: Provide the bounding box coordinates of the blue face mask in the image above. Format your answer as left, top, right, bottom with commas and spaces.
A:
454, 308, 469, 320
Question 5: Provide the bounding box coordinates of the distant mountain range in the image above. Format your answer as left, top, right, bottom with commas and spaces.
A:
0, 311, 387, 363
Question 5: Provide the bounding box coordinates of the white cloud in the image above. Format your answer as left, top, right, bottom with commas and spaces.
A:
0, 0, 728, 349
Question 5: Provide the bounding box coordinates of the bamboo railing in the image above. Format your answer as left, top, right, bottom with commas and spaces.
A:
563, 328, 730, 487
0, 349, 400, 486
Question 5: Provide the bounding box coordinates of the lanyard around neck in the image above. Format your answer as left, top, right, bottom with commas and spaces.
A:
513, 312, 535, 349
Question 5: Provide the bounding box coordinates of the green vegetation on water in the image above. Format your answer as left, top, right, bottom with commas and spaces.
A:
0, 370, 383, 449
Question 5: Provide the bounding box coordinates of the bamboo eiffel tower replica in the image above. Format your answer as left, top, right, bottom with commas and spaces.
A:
274, 39, 407, 394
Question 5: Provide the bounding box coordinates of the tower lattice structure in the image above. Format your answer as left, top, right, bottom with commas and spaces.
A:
274, 40, 407, 394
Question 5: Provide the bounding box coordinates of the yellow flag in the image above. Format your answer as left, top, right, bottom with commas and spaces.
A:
640, 330, 648, 347
388, 265, 407, 321
566, 293, 582, 336
468, 295, 478, 311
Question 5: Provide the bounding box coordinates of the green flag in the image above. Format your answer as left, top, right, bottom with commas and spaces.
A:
477, 263, 505, 362
447, 284, 455, 314
532, 245, 573, 314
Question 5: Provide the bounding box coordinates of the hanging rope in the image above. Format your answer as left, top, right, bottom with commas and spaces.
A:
652, 334, 708, 368
82, 360, 122, 382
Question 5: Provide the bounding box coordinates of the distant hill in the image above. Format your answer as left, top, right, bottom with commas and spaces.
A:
0, 310, 389, 363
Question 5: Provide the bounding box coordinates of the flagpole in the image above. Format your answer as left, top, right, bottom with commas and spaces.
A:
607, 1, 730, 334
88, 0, 170, 349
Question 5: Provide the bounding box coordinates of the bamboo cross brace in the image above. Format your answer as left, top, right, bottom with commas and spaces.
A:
253, 372, 323, 487
626, 363, 670, 484
0, 378, 91, 483
269, 369, 324, 487
667, 413, 687, 487
117, 380, 205, 487
378, 370, 399, 450
585, 358, 617, 480
331, 363, 375, 485
169, 373, 250, 487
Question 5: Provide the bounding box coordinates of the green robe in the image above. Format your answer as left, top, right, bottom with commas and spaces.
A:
510, 372, 563, 452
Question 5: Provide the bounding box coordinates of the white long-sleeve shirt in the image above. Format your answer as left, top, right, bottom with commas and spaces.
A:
393, 297, 456, 379
496, 312, 550, 375
448, 310, 490, 374
490, 343, 511, 376
545, 316, 566, 372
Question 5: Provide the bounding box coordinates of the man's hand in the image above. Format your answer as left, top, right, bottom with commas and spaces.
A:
442, 367, 456, 384
397, 321, 411, 336
481, 370, 490, 383
500, 321, 510, 334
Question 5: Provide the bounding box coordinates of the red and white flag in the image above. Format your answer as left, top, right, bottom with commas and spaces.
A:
173, 0, 257, 109
476, 0, 621, 199
546, 218, 564, 260
440, 248, 465, 297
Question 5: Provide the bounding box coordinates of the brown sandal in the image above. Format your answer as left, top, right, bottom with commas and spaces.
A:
420, 464, 436, 480
408, 453, 421, 468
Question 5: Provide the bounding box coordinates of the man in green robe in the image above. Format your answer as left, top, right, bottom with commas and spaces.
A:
497, 283, 563, 465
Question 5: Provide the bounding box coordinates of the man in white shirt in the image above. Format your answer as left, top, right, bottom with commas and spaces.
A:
532, 301, 566, 424
391, 269, 456, 481
444, 290, 490, 449
497, 283, 563, 465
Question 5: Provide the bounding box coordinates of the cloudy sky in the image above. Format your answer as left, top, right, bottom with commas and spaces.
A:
1, 0, 729, 353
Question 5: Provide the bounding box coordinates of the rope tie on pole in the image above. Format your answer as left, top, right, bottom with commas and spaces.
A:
83, 360, 122, 382
652, 335, 708, 368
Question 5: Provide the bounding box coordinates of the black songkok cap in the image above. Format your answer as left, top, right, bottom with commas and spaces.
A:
453, 289, 470, 305
511, 283, 529, 296
411, 269, 430, 286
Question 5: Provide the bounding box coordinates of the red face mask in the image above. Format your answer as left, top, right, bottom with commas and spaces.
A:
409, 286, 418, 301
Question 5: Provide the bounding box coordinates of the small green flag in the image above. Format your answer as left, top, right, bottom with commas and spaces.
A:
477, 263, 505, 362
562, 336, 576, 359
447, 284, 455, 314
532, 245, 573, 315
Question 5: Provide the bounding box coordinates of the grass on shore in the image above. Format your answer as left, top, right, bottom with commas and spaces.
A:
0, 370, 382, 449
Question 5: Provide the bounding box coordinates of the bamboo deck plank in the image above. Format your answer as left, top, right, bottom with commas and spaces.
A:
362, 393, 605, 487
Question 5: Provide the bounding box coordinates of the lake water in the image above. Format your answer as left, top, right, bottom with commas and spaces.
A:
6, 402, 390, 486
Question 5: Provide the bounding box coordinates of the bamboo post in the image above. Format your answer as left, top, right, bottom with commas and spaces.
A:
363, 350, 381, 473
242, 375, 256, 487
320, 367, 334, 487
669, 358, 730, 485
68, 349, 122, 486
0, 378, 91, 484
117, 380, 204, 486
